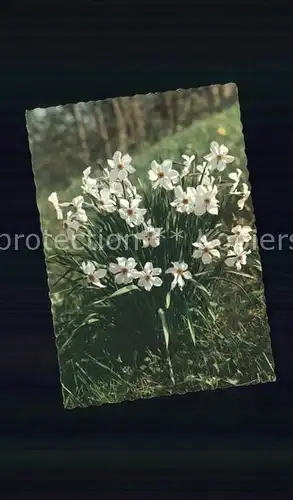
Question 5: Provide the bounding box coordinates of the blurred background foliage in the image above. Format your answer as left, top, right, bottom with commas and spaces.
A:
26, 83, 246, 233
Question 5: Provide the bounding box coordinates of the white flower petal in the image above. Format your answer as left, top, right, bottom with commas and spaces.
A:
127, 165, 136, 174
225, 256, 237, 267
209, 248, 220, 258
144, 280, 153, 291
224, 154, 234, 163
162, 159, 173, 171
115, 273, 126, 285
138, 277, 146, 288
202, 252, 212, 264
122, 153, 132, 165
118, 169, 128, 181
170, 278, 177, 290
153, 276, 163, 287
151, 160, 160, 173
148, 170, 158, 181
210, 141, 219, 155
165, 267, 176, 275
107, 159, 116, 168
183, 270, 192, 280
177, 275, 185, 289
126, 257, 137, 270
109, 263, 120, 274
192, 249, 202, 259
119, 199, 129, 209
162, 178, 174, 190
169, 169, 180, 181
94, 268, 107, 279
117, 257, 127, 267
144, 262, 153, 273
194, 203, 206, 216
113, 151, 122, 164
109, 168, 119, 181
219, 144, 228, 155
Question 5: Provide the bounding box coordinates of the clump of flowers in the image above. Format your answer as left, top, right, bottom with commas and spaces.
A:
48, 142, 256, 356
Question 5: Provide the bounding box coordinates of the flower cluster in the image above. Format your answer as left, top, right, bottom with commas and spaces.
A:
81, 257, 192, 292
48, 140, 254, 293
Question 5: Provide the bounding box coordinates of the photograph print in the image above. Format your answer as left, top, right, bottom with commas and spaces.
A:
26, 83, 276, 409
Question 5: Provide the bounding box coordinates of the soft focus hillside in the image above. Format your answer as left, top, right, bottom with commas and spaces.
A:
26, 84, 244, 234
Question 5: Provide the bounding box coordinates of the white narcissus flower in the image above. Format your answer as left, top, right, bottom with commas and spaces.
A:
227, 225, 252, 252
165, 261, 192, 290
81, 261, 107, 288
81, 167, 98, 196
170, 185, 196, 214
204, 141, 235, 171
136, 262, 163, 291
148, 159, 179, 190
95, 188, 116, 213
201, 174, 215, 190
118, 198, 147, 227
70, 196, 88, 223
109, 257, 138, 285
192, 235, 221, 264
107, 151, 135, 181
237, 183, 250, 210
229, 168, 242, 193
225, 247, 251, 271
48, 193, 87, 222
194, 184, 219, 216
109, 180, 124, 198
181, 154, 195, 177
64, 211, 81, 243
136, 219, 162, 248
48, 192, 63, 220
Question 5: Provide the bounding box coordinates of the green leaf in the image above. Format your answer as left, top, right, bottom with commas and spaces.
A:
158, 308, 170, 350
87, 318, 100, 325
210, 276, 252, 302
186, 311, 196, 346
195, 283, 211, 297
225, 270, 256, 280
165, 292, 171, 309
225, 378, 239, 386
92, 284, 140, 306
51, 268, 72, 288
207, 307, 216, 322
252, 262, 263, 272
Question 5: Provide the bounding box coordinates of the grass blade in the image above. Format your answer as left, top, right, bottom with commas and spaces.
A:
158, 308, 169, 350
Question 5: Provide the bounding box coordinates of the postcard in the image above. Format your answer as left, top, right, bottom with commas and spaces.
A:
26, 83, 276, 408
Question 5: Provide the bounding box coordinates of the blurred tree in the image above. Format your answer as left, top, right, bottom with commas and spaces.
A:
27, 83, 238, 195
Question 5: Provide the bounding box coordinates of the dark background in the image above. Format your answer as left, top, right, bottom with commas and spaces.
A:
1, 1, 293, 494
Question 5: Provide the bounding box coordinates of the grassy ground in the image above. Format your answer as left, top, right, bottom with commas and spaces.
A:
34, 102, 276, 409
